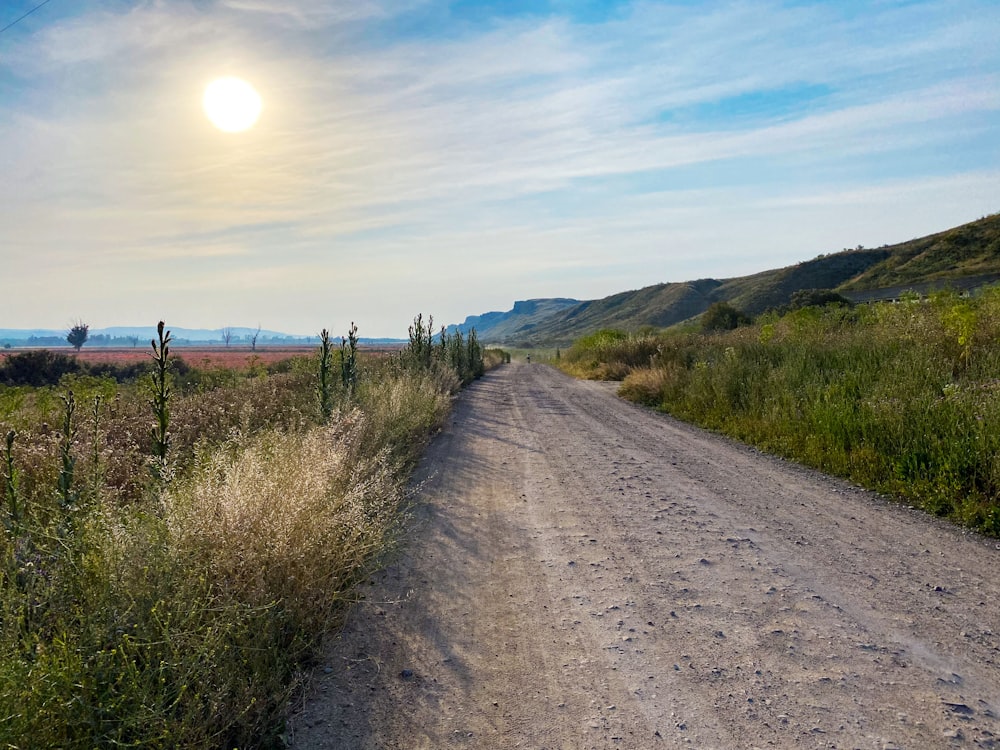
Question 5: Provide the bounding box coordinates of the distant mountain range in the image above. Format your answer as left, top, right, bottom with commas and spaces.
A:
453, 213, 1000, 347
0, 325, 405, 347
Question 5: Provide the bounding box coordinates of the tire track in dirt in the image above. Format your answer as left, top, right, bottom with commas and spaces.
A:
290, 363, 1000, 749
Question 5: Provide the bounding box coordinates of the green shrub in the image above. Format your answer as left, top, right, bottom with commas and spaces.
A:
561, 329, 661, 379
0, 350, 82, 386
701, 301, 750, 332
789, 288, 855, 310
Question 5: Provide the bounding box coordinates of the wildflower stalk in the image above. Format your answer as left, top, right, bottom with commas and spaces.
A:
91, 394, 103, 501
318, 328, 334, 422
149, 321, 172, 481
58, 390, 77, 509
339, 322, 359, 395
3, 430, 17, 531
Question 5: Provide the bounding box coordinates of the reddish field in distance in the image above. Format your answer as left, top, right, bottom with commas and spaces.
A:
0, 347, 312, 369
0, 346, 404, 369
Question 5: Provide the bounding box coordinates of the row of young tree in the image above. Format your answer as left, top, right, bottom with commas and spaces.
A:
404, 314, 487, 384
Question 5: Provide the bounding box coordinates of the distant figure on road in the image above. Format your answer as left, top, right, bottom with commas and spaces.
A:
526, 355, 531, 363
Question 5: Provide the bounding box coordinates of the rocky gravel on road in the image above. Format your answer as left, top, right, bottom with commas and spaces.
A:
290, 363, 1000, 749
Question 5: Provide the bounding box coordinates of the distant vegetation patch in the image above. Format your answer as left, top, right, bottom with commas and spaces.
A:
560, 329, 662, 380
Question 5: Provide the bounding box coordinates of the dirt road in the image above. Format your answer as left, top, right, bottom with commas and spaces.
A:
289, 363, 1000, 749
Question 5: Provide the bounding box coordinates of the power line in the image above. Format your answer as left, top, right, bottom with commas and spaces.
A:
0, 0, 55, 36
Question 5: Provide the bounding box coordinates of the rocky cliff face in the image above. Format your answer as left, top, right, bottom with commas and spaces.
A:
446, 298, 580, 340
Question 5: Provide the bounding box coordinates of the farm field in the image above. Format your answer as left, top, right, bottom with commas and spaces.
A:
0, 345, 404, 369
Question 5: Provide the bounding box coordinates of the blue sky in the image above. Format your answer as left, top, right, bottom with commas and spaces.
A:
1, 0, 998, 337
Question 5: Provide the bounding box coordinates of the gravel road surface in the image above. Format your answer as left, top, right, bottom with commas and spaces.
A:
290, 363, 1000, 749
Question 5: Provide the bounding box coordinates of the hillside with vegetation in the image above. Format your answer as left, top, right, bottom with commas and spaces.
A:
445, 298, 580, 342
468, 213, 1000, 346
839, 214, 1000, 291
524, 280, 721, 342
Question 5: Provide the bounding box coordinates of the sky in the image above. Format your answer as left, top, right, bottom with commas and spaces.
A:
1, 0, 999, 338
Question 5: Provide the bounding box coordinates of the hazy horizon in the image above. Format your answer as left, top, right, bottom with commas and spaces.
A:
2, 0, 998, 337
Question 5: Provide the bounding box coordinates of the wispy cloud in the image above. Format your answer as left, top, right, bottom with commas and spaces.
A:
218, 0, 428, 28
10, 2, 210, 67
1, 0, 998, 333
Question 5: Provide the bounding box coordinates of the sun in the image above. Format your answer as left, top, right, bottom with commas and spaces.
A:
203, 77, 262, 133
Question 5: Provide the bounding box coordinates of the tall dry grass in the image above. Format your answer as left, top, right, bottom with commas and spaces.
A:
561, 329, 661, 380
1, 355, 452, 748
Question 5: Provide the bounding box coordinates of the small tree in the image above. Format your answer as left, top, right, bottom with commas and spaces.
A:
406, 314, 434, 371
221, 327, 233, 348
789, 289, 854, 310
250, 325, 261, 352
701, 302, 750, 332
339, 322, 359, 393
467, 328, 484, 380
448, 329, 466, 378
67, 321, 89, 351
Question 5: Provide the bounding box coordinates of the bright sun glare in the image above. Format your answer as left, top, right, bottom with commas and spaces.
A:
203, 77, 262, 133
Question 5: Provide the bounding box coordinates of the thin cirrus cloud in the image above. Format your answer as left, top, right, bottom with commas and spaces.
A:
0, 0, 998, 335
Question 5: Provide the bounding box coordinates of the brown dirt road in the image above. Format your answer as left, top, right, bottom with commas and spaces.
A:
289, 363, 1000, 749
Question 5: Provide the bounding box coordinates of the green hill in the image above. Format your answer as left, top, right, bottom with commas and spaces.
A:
839, 216, 1000, 291
711, 246, 894, 315
459, 213, 1000, 346
528, 279, 720, 340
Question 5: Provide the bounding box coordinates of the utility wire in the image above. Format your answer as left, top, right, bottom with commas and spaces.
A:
0, 0, 55, 35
